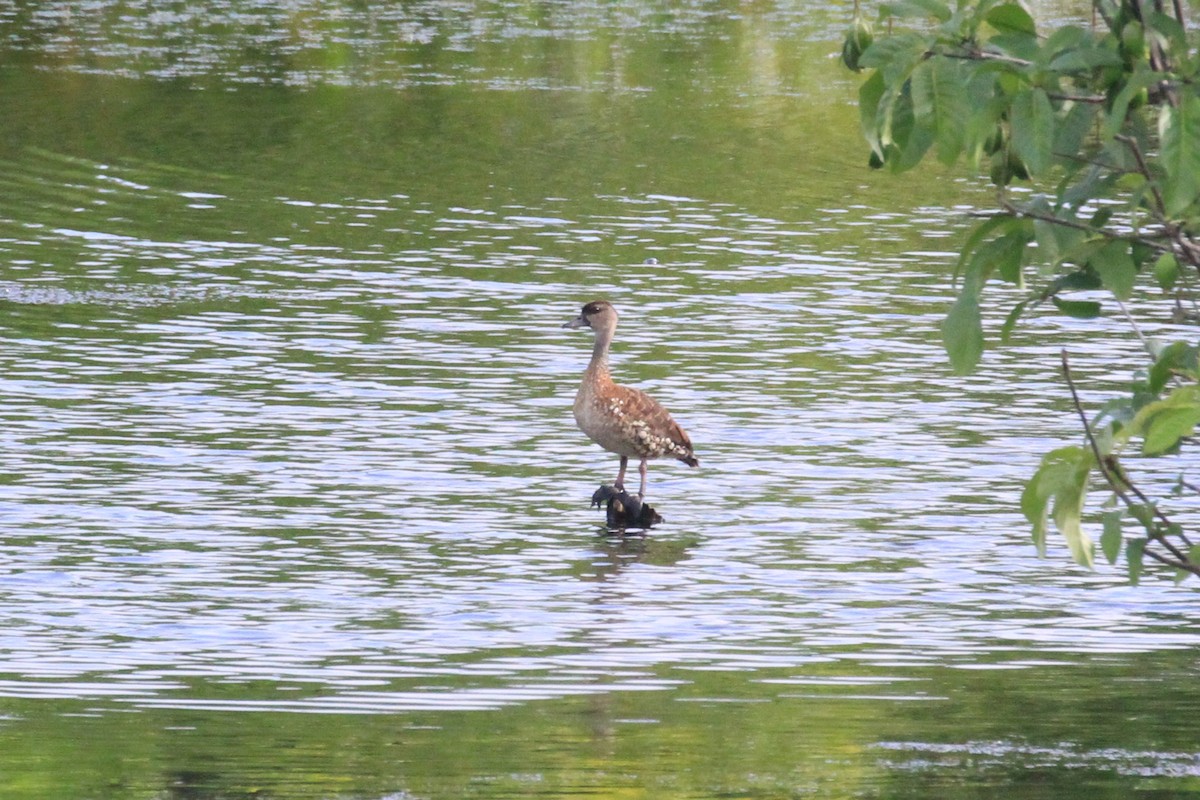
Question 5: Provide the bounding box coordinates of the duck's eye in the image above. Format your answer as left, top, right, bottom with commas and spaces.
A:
583, 302, 604, 315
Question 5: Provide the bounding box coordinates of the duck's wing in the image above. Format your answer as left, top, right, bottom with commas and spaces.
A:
612, 384, 698, 466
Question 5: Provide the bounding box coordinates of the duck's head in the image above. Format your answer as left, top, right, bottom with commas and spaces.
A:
563, 299, 618, 331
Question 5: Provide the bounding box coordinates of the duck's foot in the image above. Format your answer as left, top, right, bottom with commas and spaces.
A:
591, 484, 663, 530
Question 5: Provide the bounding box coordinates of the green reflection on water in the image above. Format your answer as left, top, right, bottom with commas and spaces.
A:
0, 3, 973, 255
3, 659, 1200, 799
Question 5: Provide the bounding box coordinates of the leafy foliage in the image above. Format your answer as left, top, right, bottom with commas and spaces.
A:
844, 0, 1200, 581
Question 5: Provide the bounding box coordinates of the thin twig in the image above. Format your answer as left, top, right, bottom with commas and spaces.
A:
1139, 541, 1192, 571
998, 198, 1172, 254
1115, 135, 1169, 221
1114, 298, 1154, 358
940, 47, 1032, 68
1047, 91, 1108, 104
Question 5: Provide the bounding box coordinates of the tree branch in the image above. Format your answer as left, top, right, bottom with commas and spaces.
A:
997, 197, 1173, 255
939, 45, 1032, 68
1114, 298, 1154, 358
1048, 91, 1108, 104
1060, 350, 1200, 576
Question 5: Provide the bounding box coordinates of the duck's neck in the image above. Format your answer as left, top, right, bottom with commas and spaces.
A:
586, 324, 615, 383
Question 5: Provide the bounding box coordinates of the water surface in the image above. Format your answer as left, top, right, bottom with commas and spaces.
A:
1, 1, 1199, 798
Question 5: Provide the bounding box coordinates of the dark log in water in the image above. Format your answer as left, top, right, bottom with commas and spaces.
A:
591, 484, 663, 530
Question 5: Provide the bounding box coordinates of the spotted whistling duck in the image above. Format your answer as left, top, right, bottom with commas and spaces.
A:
563, 300, 698, 497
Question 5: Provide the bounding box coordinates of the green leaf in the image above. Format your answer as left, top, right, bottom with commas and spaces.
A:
1128, 385, 1200, 455
987, 32, 1040, 61
1000, 299, 1030, 343
1023, 445, 1095, 568
1022, 462, 1053, 557
1176, 545, 1200, 583
884, 83, 936, 172
1054, 101, 1100, 163
1047, 41, 1123, 72
1127, 538, 1146, 585
985, 2, 1035, 36
1127, 502, 1157, 531
1091, 415, 1118, 458
1159, 94, 1200, 217
954, 214, 1022, 282
1147, 341, 1198, 393
992, 232, 1029, 286
962, 71, 1005, 164
1154, 253, 1179, 291
910, 57, 968, 166
1101, 509, 1122, 565
1038, 25, 1091, 69
959, 228, 1029, 293
942, 290, 984, 374
859, 70, 887, 159
1130, 241, 1155, 270
1143, 405, 1200, 455
1052, 269, 1102, 292
1054, 471, 1094, 570
1090, 206, 1115, 230
1011, 88, 1056, 176
858, 32, 928, 84
1089, 240, 1136, 300
842, 15, 874, 72
1102, 68, 1157, 141
942, 230, 1009, 375
1051, 297, 1102, 318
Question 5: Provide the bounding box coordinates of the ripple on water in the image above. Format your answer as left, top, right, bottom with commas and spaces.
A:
872, 740, 1200, 779
3, 1, 854, 88
1, 174, 1198, 715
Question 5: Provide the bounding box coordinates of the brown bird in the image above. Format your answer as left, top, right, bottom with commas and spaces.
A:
563, 300, 698, 497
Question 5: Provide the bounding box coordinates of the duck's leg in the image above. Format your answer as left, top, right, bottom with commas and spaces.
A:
614, 456, 628, 490
638, 458, 648, 498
